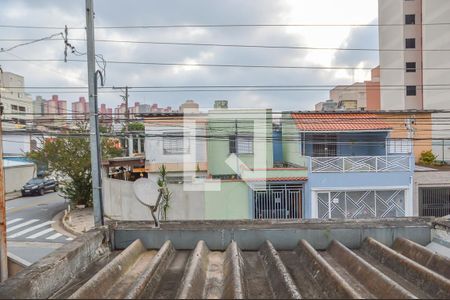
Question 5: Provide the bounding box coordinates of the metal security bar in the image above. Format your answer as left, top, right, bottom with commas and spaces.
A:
311, 155, 411, 173
253, 184, 302, 219
419, 187, 450, 217
318, 190, 406, 219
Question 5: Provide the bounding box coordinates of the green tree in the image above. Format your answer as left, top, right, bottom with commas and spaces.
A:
28, 125, 122, 207
126, 122, 145, 132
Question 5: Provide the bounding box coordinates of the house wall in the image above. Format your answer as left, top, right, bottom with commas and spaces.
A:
2, 132, 31, 156
4, 164, 35, 193
379, 112, 432, 162
413, 170, 450, 216
281, 114, 308, 167
207, 109, 273, 175
102, 177, 205, 221
204, 181, 250, 219
305, 170, 414, 218
273, 129, 283, 163
144, 124, 207, 172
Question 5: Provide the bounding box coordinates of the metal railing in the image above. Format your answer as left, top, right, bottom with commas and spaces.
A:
311, 155, 411, 173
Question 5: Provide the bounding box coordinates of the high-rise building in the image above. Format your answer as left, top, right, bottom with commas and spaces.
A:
378, 0, 450, 160
379, 0, 450, 110
71, 96, 90, 120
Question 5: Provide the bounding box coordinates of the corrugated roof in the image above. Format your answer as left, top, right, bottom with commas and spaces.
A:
291, 112, 392, 132
48, 236, 450, 299
2, 219, 449, 299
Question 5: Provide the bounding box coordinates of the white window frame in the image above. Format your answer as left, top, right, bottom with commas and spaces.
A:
236, 135, 254, 154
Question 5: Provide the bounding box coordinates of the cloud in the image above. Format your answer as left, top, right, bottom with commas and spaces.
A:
1, 0, 379, 111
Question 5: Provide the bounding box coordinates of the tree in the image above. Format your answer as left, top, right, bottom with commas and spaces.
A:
28, 125, 122, 207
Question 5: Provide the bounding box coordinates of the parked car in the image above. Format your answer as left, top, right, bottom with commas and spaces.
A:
21, 178, 58, 196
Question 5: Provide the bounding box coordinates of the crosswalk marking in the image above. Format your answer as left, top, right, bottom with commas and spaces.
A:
6, 218, 23, 226
6, 219, 39, 233
26, 228, 55, 239
46, 233, 62, 240
8, 221, 55, 238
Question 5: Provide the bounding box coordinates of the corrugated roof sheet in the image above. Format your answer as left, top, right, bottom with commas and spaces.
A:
48, 236, 450, 299
291, 112, 392, 132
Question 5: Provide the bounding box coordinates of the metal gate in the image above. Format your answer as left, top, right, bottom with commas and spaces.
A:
419, 187, 450, 217
253, 184, 302, 219
317, 190, 406, 219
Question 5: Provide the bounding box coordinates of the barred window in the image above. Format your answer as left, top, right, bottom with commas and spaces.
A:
163, 132, 189, 154
230, 135, 253, 154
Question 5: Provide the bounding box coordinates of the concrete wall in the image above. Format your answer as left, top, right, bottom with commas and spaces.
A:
103, 177, 205, 221
2, 132, 31, 156
204, 181, 250, 220
413, 171, 450, 216
4, 164, 35, 193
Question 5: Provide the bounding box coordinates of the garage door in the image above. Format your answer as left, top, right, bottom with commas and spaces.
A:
419, 187, 450, 217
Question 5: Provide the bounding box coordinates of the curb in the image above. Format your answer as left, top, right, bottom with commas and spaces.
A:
6, 192, 23, 201
52, 210, 79, 238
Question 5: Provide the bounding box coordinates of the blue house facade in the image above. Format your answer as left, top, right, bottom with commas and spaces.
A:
283, 112, 414, 219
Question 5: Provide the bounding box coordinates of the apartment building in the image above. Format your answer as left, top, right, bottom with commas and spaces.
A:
315, 67, 381, 111
71, 96, 90, 120
0, 71, 33, 129
379, 0, 450, 160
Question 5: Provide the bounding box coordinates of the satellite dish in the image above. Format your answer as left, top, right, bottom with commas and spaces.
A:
133, 177, 160, 207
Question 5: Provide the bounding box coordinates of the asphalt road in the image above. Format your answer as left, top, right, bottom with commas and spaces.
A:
5, 192, 72, 266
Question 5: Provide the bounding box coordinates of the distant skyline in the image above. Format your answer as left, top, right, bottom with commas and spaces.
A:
1, 0, 379, 111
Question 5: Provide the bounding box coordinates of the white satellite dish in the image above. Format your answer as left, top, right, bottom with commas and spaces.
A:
133, 177, 162, 226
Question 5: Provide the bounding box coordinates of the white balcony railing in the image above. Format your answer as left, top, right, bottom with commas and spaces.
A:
310, 155, 411, 173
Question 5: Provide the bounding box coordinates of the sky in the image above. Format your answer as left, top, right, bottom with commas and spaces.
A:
0, 0, 379, 111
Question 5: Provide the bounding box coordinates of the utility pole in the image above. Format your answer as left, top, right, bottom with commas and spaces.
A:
0, 67, 8, 281
86, 0, 104, 226
112, 86, 131, 155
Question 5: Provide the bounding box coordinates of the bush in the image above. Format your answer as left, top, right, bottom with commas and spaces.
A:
419, 150, 437, 165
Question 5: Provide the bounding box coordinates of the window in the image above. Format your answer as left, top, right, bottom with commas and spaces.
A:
406, 85, 417, 96
11, 105, 18, 111
19, 106, 26, 112
405, 38, 416, 49
163, 132, 189, 154
229, 135, 253, 154
406, 62, 416, 72
405, 14, 415, 24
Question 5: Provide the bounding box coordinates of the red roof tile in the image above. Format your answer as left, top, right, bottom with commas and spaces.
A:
291, 113, 392, 132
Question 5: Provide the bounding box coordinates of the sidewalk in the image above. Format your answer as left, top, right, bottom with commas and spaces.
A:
61, 207, 94, 236
6, 191, 22, 201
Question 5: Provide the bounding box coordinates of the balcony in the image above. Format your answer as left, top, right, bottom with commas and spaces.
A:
310, 155, 412, 173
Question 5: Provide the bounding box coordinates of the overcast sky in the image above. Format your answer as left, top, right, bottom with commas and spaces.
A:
1, 0, 379, 111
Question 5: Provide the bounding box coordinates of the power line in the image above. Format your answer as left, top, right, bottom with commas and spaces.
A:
3, 37, 450, 52
4, 22, 450, 30
4, 58, 450, 71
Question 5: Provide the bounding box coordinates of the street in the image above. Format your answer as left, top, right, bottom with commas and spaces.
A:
5, 192, 72, 266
